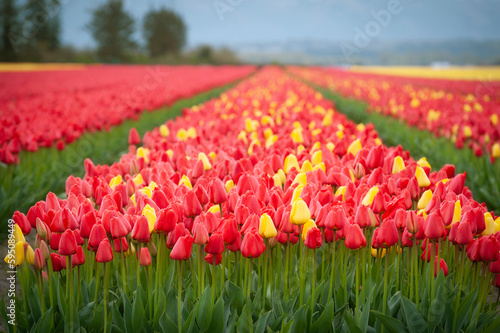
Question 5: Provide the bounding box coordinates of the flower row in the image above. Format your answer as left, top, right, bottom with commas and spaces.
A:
287, 66, 500, 161
5, 67, 500, 331
0, 65, 255, 164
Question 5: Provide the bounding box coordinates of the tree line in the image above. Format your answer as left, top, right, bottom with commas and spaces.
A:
0, 0, 236, 64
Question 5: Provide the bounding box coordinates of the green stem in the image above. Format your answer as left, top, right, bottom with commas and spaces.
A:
263, 242, 268, 309
299, 226, 305, 306
382, 248, 389, 316
211, 264, 216, 303
103, 263, 108, 333
178, 261, 182, 333
328, 238, 336, 301
356, 250, 360, 324
67, 256, 73, 333
284, 241, 290, 301
311, 249, 316, 328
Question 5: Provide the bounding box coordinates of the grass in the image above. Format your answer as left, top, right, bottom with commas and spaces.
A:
312, 85, 500, 215
0, 81, 241, 236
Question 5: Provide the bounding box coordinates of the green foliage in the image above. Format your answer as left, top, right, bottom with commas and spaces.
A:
143, 8, 186, 58
86, 0, 136, 62
0, 83, 238, 236
312, 85, 500, 214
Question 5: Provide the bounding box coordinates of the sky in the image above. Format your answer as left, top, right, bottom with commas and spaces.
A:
60, 0, 500, 49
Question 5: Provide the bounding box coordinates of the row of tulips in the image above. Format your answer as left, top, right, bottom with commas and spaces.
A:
0, 65, 255, 164
3, 67, 500, 332
287, 66, 500, 162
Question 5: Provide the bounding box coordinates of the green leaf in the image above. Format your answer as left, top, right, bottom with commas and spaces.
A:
159, 312, 177, 333
400, 296, 427, 333
483, 310, 500, 333
370, 310, 406, 333
254, 311, 271, 333
311, 300, 334, 333
207, 296, 224, 333
78, 301, 95, 326
225, 281, 245, 314
197, 285, 213, 332
131, 286, 145, 333
182, 304, 197, 333
359, 302, 371, 333
454, 287, 478, 331
112, 303, 126, 333
237, 306, 252, 333
343, 310, 363, 333
27, 287, 41, 322
290, 304, 308, 333
36, 307, 54, 333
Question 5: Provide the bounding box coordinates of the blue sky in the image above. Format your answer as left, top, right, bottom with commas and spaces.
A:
60, 0, 500, 49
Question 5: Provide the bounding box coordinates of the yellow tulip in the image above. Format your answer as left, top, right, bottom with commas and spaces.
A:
415, 166, 431, 187
291, 185, 304, 204
301, 220, 317, 242
392, 156, 405, 174
290, 198, 310, 225
362, 186, 379, 206
371, 247, 386, 258
14, 224, 25, 244
482, 213, 495, 236
335, 186, 346, 201
179, 175, 192, 189
136, 147, 150, 163
326, 142, 335, 152
284, 154, 300, 174
347, 139, 362, 156
4, 241, 25, 266
109, 175, 123, 190
142, 204, 156, 233
492, 142, 500, 158
451, 201, 461, 225
259, 213, 278, 239
133, 174, 144, 186
198, 152, 212, 171
417, 190, 433, 210
311, 150, 322, 165
225, 180, 235, 193
26, 244, 35, 265
272, 174, 282, 187
208, 205, 220, 214
417, 157, 431, 169
159, 124, 170, 137
293, 172, 307, 186
300, 160, 313, 173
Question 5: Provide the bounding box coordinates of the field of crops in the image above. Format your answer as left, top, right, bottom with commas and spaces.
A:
2, 65, 500, 332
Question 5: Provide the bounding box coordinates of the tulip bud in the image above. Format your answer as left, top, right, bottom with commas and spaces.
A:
128, 128, 141, 145
424, 213, 445, 240
205, 232, 225, 255
40, 240, 50, 260
415, 166, 430, 187
345, 224, 367, 250
25, 244, 35, 265
96, 239, 113, 263
392, 156, 405, 174
139, 247, 152, 267
170, 234, 194, 260
241, 231, 265, 258
417, 189, 433, 210
132, 216, 151, 243
259, 213, 278, 239
36, 218, 48, 239
290, 198, 310, 225
304, 227, 322, 249
209, 179, 228, 205
58, 229, 77, 256
361, 186, 379, 206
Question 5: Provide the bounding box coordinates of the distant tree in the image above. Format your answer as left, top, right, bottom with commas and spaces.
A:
22, 0, 61, 55
143, 8, 186, 58
87, 0, 136, 62
0, 0, 19, 61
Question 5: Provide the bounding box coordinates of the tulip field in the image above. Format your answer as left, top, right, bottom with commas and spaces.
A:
2, 66, 500, 332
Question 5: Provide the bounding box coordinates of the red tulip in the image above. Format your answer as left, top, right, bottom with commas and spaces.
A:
110, 216, 129, 239
205, 254, 222, 265
205, 232, 225, 255
50, 253, 65, 272
139, 247, 152, 266
345, 224, 367, 250
376, 219, 399, 248
183, 190, 203, 217
192, 221, 209, 245
241, 231, 265, 258
209, 179, 227, 204
434, 257, 449, 277
304, 227, 322, 249
88, 224, 107, 251
34, 248, 46, 270
71, 246, 86, 267
58, 229, 78, 256
424, 213, 445, 240
96, 239, 113, 263
170, 234, 194, 260
13, 211, 31, 235
132, 215, 150, 243
128, 128, 141, 145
